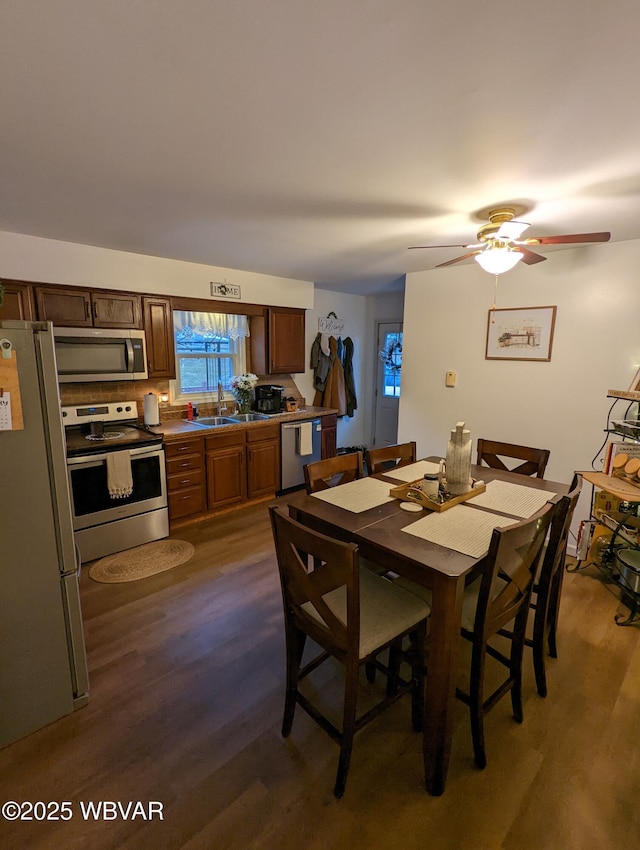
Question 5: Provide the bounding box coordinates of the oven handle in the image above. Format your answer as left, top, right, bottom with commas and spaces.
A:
66, 444, 164, 466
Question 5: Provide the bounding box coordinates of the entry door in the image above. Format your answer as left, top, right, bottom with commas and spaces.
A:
373, 322, 403, 448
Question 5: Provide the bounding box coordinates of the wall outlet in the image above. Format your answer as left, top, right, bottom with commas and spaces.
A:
445, 370, 456, 387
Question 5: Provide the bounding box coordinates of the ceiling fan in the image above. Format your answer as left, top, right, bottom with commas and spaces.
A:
408, 208, 611, 274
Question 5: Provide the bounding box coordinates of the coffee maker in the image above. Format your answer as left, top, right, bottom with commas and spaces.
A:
253, 384, 285, 413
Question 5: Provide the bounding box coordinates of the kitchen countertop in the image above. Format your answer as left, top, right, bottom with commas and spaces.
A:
148, 406, 337, 440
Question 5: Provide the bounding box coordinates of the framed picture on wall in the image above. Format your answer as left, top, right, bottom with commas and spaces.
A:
485, 306, 557, 361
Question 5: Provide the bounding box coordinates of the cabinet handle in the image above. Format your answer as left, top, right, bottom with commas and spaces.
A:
92, 301, 99, 318
178, 461, 190, 467
180, 494, 192, 501
177, 446, 189, 452
85, 301, 90, 319
179, 479, 190, 485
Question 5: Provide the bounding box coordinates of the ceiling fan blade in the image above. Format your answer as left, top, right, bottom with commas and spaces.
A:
497, 219, 529, 240
526, 231, 611, 246
517, 247, 547, 265
435, 250, 481, 268
408, 244, 470, 250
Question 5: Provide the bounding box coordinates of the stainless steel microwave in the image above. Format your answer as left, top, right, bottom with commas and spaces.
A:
53, 327, 148, 383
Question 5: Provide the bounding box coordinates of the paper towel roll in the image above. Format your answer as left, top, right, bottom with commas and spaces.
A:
143, 392, 160, 426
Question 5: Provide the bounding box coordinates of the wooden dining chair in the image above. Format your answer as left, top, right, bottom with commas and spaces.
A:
456, 503, 554, 769
476, 438, 550, 479
303, 451, 364, 494
365, 442, 417, 476
269, 505, 430, 798
500, 474, 582, 697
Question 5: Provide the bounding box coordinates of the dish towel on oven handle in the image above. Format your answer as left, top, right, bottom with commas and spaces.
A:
298, 421, 313, 456
106, 450, 133, 498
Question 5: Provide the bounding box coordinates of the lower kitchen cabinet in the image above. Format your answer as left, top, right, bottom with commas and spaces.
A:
206, 431, 247, 508
165, 435, 206, 521
246, 423, 281, 497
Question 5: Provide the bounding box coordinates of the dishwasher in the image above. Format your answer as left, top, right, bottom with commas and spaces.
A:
280, 418, 322, 490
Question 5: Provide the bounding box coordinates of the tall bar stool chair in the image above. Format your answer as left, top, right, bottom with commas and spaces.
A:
522, 474, 582, 696
476, 438, 550, 479
457, 503, 554, 769
365, 442, 417, 476
269, 505, 430, 798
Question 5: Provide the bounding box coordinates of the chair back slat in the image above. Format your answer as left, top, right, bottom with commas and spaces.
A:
477, 438, 550, 479
475, 504, 554, 639
269, 505, 359, 654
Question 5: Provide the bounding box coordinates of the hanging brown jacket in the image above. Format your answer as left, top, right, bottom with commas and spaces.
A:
313, 336, 347, 415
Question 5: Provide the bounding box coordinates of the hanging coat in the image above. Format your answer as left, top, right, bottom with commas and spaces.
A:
341, 336, 357, 418
313, 336, 347, 415
310, 332, 332, 393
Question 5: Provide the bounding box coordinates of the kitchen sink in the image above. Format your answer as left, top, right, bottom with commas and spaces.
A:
228, 413, 270, 422
189, 416, 238, 427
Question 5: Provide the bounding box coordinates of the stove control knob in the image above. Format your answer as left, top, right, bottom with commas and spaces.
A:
116, 406, 123, 412
124, 405, 131, 412
62, 410, 68, 417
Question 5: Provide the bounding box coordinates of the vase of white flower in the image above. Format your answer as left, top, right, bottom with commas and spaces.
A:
230, 373, 258, 413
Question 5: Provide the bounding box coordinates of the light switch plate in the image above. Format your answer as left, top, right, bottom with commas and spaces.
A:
445, 370, 456, 387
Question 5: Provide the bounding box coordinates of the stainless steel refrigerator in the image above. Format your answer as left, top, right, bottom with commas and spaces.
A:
0, 320, 89, 749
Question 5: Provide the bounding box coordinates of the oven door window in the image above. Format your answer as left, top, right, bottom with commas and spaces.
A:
70, 454, 162, 517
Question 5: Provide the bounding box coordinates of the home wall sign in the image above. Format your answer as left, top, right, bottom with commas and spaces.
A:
485, 306, 557, 361
210, 281, 241, 299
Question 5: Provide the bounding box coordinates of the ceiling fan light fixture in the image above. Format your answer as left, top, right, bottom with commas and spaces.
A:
474, 246, 523, 275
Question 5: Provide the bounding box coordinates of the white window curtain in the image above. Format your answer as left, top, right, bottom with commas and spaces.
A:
173, 311, 250, 341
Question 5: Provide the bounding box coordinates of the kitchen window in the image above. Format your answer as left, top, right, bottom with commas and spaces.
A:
170, 311, 249, 403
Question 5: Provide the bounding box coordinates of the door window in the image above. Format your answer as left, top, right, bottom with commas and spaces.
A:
380, 332, 403, 398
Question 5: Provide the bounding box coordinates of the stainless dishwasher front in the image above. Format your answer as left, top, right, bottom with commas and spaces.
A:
280, 418, 322, 490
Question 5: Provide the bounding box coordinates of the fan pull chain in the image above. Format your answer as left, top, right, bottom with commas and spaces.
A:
490, 274, 499, 323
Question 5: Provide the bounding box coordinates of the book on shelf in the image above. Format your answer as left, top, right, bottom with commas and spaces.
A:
603, 440, 640, 475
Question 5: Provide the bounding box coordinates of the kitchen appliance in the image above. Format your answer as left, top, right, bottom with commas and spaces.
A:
254, 384, 285, 414
53, 326, 148, 382
62, 400, 169, 562
280, 418, 322, 490
0, 320, 89, 749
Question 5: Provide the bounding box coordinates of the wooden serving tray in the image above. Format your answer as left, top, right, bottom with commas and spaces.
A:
389, 479, 486, 512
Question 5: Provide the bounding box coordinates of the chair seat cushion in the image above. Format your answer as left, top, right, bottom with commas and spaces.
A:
302, 567, 431, 659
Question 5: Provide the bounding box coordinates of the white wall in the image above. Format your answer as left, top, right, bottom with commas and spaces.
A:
0, 231, 314, 309
400, 239, 640, 536
298, 288, 370, 448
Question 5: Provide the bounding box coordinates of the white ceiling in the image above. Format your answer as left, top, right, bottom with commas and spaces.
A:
2, 1, 640, 296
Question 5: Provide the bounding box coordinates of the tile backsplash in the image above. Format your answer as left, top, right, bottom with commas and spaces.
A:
59, 374, 305, 423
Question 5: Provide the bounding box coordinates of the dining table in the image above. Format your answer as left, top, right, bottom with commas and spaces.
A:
284, 457, 568, 795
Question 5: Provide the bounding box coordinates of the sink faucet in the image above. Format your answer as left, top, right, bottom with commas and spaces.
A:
217, 382, 228, 415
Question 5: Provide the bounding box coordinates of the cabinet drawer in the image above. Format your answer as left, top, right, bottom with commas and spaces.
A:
246, 423, 280, 443
165, 436, 205, 459
205, 430, 245, 451
169, 486, 206, 519
167, 467, 204, 492
166, 454, 204, 476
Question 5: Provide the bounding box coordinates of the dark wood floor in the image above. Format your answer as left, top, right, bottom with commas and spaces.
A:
2, 499, 640, 850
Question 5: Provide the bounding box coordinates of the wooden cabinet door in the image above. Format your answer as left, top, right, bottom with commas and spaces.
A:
0, 281, 34, 321
268, 308, 306, 373
91, 292, 142, 328
321, 414, 337, 459
206, 445, 246, 508
35, 286, 93, 326
247, 438, 280, 497
143, 296, 175, 378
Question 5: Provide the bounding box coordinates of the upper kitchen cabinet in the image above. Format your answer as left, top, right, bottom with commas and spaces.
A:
35, 286, 143, 329
0, 280, 35, 321
249, 307, 306, 375
142, 296, 175, 379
